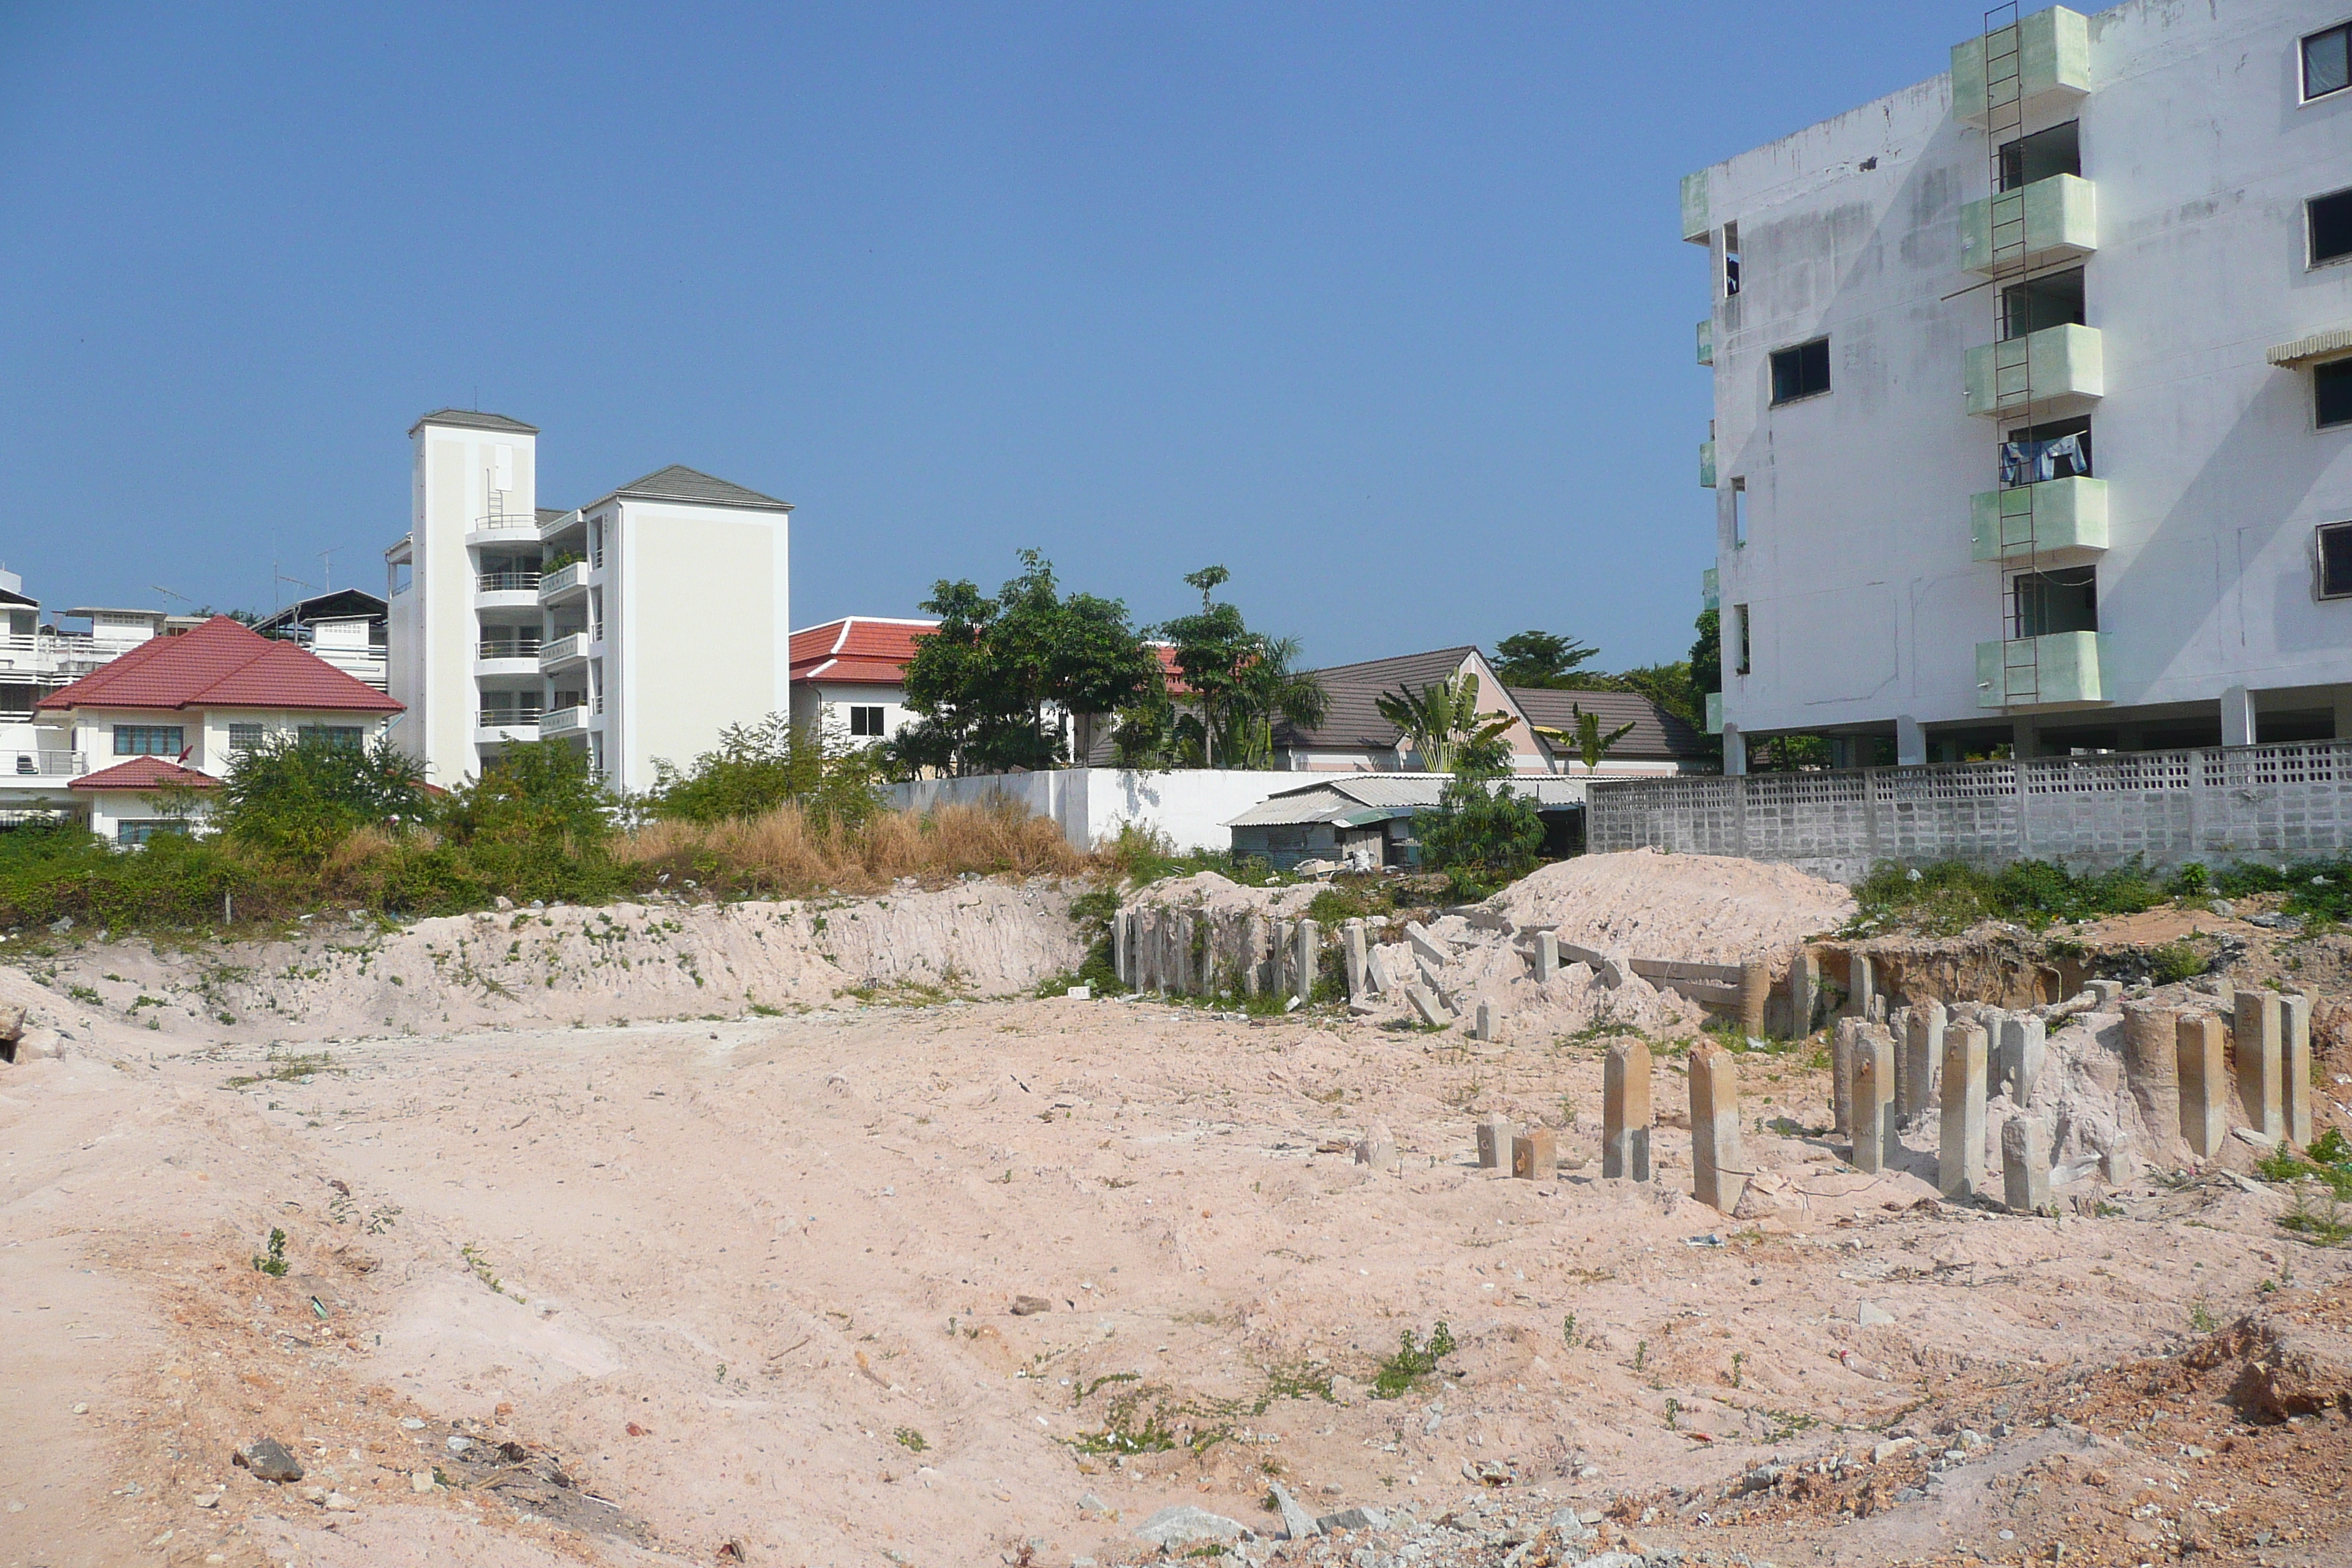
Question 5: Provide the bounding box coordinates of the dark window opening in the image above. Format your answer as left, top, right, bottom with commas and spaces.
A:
1769, 338, 1831, 404
1730, 477, 1749, 547
2318, 521, 2352, 600
848, 704, 887, 737
2001, 266, 2086, 339
1997, 121, 2081, 191
2313, 188, 2352, 266
1731, 604, 1752, 675
2002, 415, 2094, 485
2305, 23, 2351, 100
2320, 359, 2352, 429
114, 724, 184, 758
2012, 566, 2097, 637
1722, 222, 1741, 298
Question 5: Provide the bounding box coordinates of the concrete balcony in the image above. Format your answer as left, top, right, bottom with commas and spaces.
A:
1704, 692, 1724, 736
538, 633, 589, 672
1, 750, 87, 778
1965, 323, 2102, 417
1969, 476, 2108, 562
1975, 630, 2108, 710
1701, 567, 1719, 611
475, 711, 544, 744
464, 513, 543, 549
1699, 439, 1716, 489
475, 638, 543, 676
473, 569, 543, 610
1696, 319, 1714, 366
1951, 7, 2089, 129
539, 706, 592, 739
1959, 175, 2096, 275
538, 561, 589, 604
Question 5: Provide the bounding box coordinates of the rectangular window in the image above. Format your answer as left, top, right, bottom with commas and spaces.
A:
1730, 604, 1752, 676
2002, 415, 2093, 485
1768, 339, 1830, 404
1730, 478, 1749, 548
849, 705, 887, 737
2312, 187, 2352, 266
227, 723, 267, 753
2320, 359, 2352, 429
2012, 565, 2097, 637
1721, 222, 1741, 298
2305, 22, 2351, 100
1997, 121, 2081, 191
116, 820, 184, 848
2001, 266, 2086, 339
296, 725, 363, 748
113, 724, 184, 757
2316, 521, 2352, 599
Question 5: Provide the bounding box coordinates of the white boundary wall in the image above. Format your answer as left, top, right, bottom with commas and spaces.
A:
1589, 740, 2352, 883
881, 769, 1305, 853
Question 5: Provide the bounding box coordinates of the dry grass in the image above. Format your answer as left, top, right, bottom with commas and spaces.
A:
614, 802, 1095, 897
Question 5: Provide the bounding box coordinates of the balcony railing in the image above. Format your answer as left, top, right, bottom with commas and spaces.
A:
539, 706, 589, 736
476, 570, 543, 593
0, 633, 121, 680
471, 512, 540, 533
538, 633, 589, 671
478, 638, 543, 662
2, 750, 86, 777
1970, 476, 2108, 562
476, 709, 545, 733
538, 561, 589, 601
1975, 630, 2108, 709
1959, 174, 2097, 275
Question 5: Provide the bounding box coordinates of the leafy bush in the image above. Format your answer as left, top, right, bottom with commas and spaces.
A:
1852, 856, 2168, 935
1414, 772, 1543, 900
2149, 941, 2209, 986
216, 734, 429, 862
1370, 1321, 1457, 1399
647, 715, 881, 829
1099, 823, 1281, 888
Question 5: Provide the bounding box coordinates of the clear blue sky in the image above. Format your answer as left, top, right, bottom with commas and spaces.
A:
2, 2, 1967, 671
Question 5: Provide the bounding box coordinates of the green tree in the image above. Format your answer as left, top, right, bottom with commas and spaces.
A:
1374, 674, 1515, 774
1414, 752, 1544, 898
1492, 631, 1602, 689
1689, 606, 1721, 704
438, 739, 615, 894
216, 733, 429, 862
1154, 566, 1327, 769
649, 714, 881, 827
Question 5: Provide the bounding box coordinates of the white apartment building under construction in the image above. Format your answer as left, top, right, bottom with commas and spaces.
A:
1689, 1, 2352, 772
386, 410, 793, 791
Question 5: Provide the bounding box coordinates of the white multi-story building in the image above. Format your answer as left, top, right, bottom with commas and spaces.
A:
386, 410, 794, 792
1687, 1, 2352, 772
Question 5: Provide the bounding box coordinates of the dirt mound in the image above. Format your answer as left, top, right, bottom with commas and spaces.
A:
1481, 848, 1856, 969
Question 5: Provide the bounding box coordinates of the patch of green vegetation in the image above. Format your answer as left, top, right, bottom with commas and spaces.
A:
840, 980, 957, 1008
2257, 1133, 2352, 1202
1369, 1321, 1456, 1400
1848, 856, 2173, 936
1066, 1358, 1335, 1458
893, 1426, 927, 1452
2149, 941, 2208, 986
2188, 1300, 2218, 1334
222, 1050, 341, 1090
2279, 1191, 2352, 1248
1304, 881, 1394, 927
66, 983, 102, 1005
461, 1241, 522, 1301
252, 1226, 289, 1277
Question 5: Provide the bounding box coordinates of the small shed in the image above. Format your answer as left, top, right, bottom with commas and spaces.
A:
1224, 774, 1587, 872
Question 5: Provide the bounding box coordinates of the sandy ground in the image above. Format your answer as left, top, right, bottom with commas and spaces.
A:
9, 914, 2352, 1567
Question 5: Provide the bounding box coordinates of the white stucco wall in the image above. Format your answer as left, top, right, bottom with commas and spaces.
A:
1695, 0, 2352, 749
882, 768, 1335, 853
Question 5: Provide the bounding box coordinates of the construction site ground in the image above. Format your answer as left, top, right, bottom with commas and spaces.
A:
4, 872, 2352, 1568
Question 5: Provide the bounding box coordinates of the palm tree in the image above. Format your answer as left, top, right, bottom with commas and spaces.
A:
1224, 636, 1328, 769
1534, 702, 1638, 774
1376, 674, 1515, 773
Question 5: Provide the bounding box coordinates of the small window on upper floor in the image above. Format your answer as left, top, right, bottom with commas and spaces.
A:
2315, 520, 2352, 598
1722, 222, 1741, 298
1769, 338, 1830, 404
2311, 187, 2352, 266
848, 705, 888, 737
227, 723, 268, 753
297, 725, 363, 749
1997, 121, 2081, 191
2304, 22, 2350, 100
2319, 359, 2352, 429
114, 724, 184, 758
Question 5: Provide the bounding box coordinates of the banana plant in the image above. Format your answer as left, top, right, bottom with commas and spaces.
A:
1376, 674, 1515, 773
1533, 703, 1637, 774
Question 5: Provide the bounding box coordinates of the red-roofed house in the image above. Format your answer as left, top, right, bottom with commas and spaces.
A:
788, 617, 938, 742
23, 615, 403, 844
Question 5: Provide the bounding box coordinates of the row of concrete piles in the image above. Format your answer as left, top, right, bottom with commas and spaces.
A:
1110, 905, 1325, 1005
1826, 978, 2318, 1213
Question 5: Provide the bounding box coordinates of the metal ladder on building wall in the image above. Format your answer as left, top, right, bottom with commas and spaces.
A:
1984, 3, 2043, 709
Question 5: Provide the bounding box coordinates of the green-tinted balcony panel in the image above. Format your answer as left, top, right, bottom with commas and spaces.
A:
1704, 692, 1724, 736
1965, 323, 2103, 415
1959, 174, 2096, 274
1696, 318, 1714, 366
1975, 630, 2109, 709
1952, 7, 2091, 128
1968, 477, 2109, 561
1681, 171, 1711, 244
1701, 566, 1719, 611
1699, 439, 1717, 489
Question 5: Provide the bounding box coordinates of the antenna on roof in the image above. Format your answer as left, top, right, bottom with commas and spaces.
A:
318, 548, 342, 591
151, 585, 190, 608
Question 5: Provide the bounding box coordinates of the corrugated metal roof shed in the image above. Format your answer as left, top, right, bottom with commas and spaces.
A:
1224, 773, 1585, 828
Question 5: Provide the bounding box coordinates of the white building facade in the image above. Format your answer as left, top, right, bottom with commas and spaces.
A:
387, 411, 793, 793
1689, 1, 2352, 772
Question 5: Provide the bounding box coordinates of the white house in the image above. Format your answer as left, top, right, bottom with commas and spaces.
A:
385, 410, 794, 793
29, 614, 403, 843
1687, 1, 2352, 772
788, 616, 937, 743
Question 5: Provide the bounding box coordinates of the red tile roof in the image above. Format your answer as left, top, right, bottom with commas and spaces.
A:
69, 757, 221, 792
36, 616, 402, 715
789, 617, 938, 687
791, 617, 1188, 695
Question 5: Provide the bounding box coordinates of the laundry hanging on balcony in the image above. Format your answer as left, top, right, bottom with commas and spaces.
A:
2000, 431, 2089, 486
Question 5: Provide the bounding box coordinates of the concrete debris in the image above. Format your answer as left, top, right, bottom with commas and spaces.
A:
1133, 1504, 1249, 1547
233, 1437, 303, 1482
